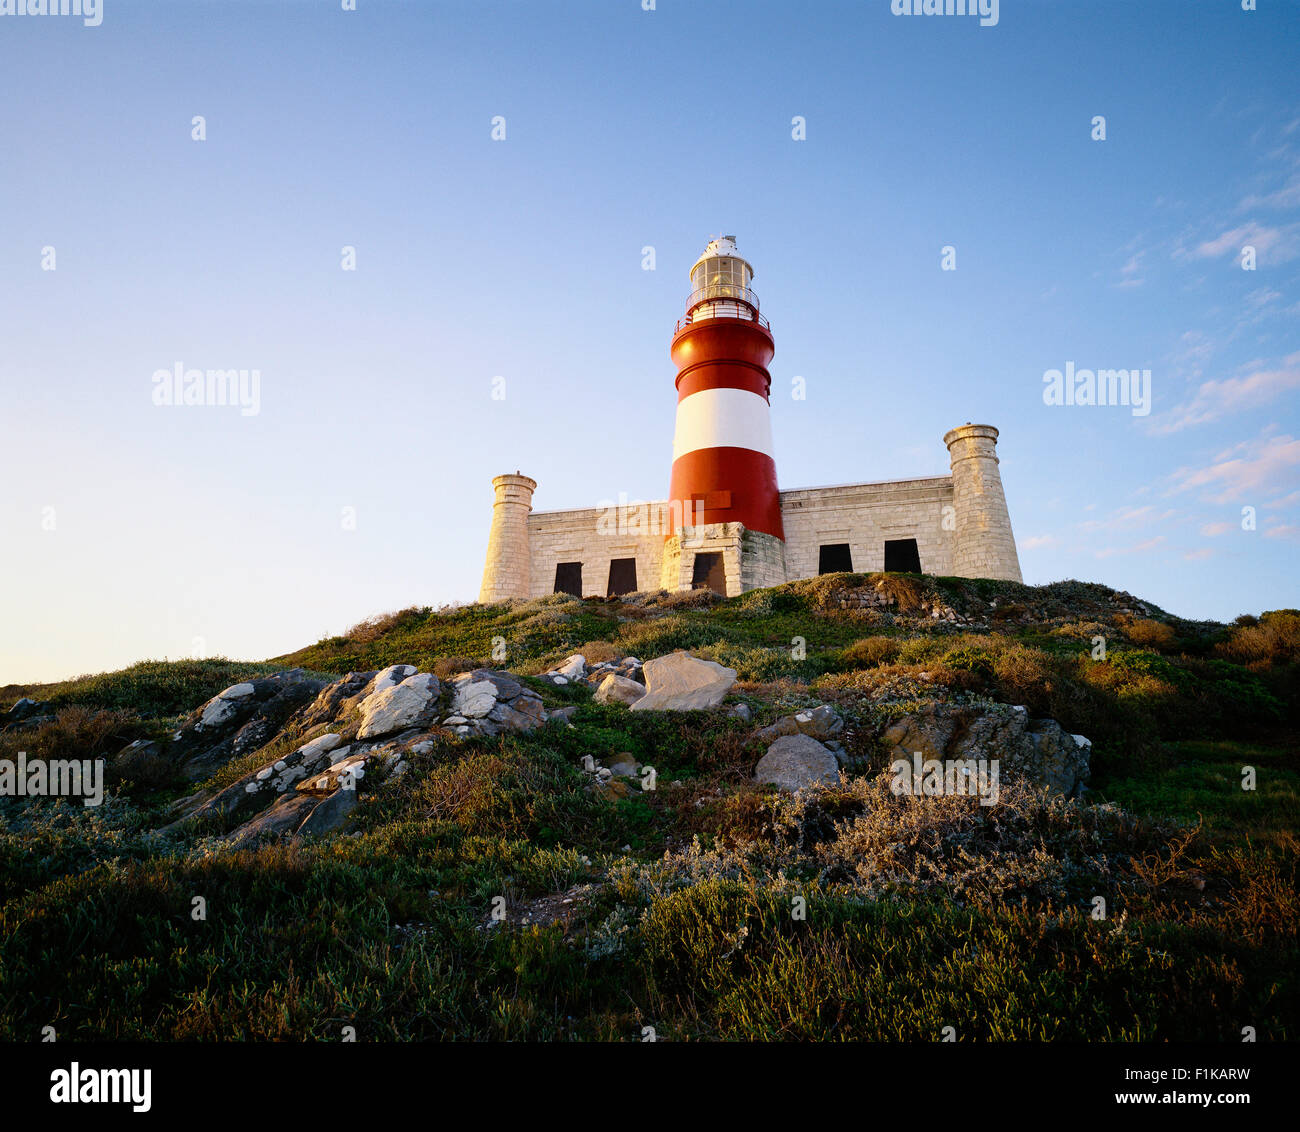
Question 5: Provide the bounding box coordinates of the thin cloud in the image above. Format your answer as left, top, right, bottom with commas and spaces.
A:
1078, 505, 1177, 532
1115, 252, 1145, 289
1148, 352, 1300, 434
1020, 534, 1060, 550
1167, 431, 1300, 504
1238, 173, 1300, 210
1178, 220, 1299, 263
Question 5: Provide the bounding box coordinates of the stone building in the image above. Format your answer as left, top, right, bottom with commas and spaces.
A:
479, 238, 1022, 602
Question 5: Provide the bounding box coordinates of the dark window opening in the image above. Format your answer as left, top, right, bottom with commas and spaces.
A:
883, 538, 922, 574
690, 551, 727, 595
554, 562, 583, 596
607, 558, 638, 597
818, 543, 853, 574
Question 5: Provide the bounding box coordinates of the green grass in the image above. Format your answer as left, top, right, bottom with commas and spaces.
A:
1097, 739, 1300, 848
1, 576, 1296, 1041
277, 597, 622, 677
3, 658, 290, 719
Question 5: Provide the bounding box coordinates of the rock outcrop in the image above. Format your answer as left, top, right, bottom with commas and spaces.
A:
879, 704, 1091, 796
539, 654, 644, 689
443, 670, 546, 737
169, 669, 328, 782
755, 704, 844, 744
357, 672, 440, 739
158, 663, 553, 847
2, 697, 55, 731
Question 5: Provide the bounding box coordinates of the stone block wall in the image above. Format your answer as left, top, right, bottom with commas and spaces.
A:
779, 476, 957, 578
739, 527, 789, 592
526, 503, 665, 599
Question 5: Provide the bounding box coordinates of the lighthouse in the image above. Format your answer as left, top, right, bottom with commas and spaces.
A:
478, 233, 1024, 604
660, 236, 788, 595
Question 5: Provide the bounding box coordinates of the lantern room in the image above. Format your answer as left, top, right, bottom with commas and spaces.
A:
687, 235, 757, 313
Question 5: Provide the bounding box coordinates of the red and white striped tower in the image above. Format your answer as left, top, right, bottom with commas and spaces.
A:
666, 236, 784, 543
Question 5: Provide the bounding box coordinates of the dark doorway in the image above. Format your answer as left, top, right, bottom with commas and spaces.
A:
607, 558, 638, 597
554, 562, 583, 596
691, 551, 727, 594
883, 538, 922, 574
818, 543, 853, 574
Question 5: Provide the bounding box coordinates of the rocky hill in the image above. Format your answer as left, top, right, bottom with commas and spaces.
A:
0, 573, 1296, 1040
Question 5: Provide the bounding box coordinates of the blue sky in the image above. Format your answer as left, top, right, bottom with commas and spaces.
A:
1, 0, 1297, 683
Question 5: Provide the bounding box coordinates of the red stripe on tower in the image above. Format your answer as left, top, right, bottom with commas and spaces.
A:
667, 236, 785, 541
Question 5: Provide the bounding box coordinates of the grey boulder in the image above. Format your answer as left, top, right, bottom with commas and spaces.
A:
754, 733, 841, 792
628, 652, 737, 712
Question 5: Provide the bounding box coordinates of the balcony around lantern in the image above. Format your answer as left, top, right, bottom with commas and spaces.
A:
674, 284, 771, 334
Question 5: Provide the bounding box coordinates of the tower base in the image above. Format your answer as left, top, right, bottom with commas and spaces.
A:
659, 523, 787, 597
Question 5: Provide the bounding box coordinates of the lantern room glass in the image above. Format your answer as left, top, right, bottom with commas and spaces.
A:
690, 256, 751, 303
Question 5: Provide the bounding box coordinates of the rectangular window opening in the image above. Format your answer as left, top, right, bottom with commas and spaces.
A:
883, 538, 922, 574
690, 551, 727, 595
554, 562, 583, 596
607, 558, 638, 597
818, 543, 854, 574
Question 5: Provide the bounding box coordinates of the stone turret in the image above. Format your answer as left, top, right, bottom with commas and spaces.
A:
943, 424, 1022, 582
479, 473, 537, 602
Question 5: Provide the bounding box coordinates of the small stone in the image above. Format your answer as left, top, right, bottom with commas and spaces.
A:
553, 654, 587, 681
606, 755, 639, 778
594, 673, 646, 707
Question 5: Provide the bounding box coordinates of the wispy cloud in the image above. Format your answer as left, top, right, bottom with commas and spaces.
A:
1239, 173, 1300, 210
1167, 431, 1300, 504
1176, 220, 1300, 263
1265, 490, 1300, 510
1078, 505, 1177, 532
1115, 252, 1145, 289
1148, 351, 1300, 434
1020, 534, 1060, 550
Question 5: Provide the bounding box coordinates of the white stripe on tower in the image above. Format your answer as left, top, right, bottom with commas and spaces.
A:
671, 386, 775, 462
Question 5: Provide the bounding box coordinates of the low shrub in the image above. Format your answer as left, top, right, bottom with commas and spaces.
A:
1216, 610, 1300, 666
1125, 618, 1178, 651
838, 637, 902, 668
